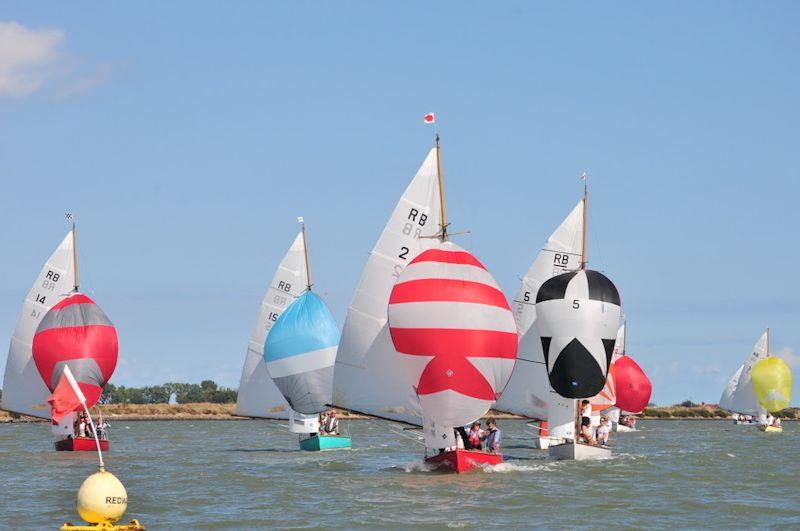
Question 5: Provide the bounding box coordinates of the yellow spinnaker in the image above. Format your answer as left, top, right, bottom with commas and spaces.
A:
751, 357, 793, 412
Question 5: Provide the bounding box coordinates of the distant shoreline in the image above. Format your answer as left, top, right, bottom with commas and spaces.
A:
2, 403, 797, 423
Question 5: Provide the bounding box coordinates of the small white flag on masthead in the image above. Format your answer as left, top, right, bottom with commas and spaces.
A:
580, 172, 587, 181
297, 216, 304, 224
65, 212, 74, 221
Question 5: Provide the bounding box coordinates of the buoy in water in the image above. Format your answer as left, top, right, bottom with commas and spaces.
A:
76, 466, 128, 524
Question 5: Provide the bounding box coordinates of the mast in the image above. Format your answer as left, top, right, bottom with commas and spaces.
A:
623, 318, 627, 356
71, 219, 79, 292
299, 217, 312, 291
766, 327, 770, 357
435, 134, 448, 242
580, 173, 588, 270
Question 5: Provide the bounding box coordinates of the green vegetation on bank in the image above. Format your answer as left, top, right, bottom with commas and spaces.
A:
642, 401, 798, 419
102, 380, 237, 404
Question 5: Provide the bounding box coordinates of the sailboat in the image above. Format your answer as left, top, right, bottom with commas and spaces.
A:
592, 322, 652, 432
535, 181, 623, 461
1, 219, 119, 451
386, 133, 518, 473
263, 220, 351, 451
719, 330, 770, 425
235, 233, 306, 419
751, 331, 792, 433
494, 201, 583, 449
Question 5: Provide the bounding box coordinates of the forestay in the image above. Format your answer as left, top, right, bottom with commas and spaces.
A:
332, 149, 441, 424
1, 231, 75, 419
235, 232, 305, 419
495, 202, 583, 419
719, 331, 768, 415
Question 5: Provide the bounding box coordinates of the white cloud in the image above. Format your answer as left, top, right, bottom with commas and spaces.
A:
0, 21, 112, 99
56, 61, 113, 99
692, 362, 721, 376
777, 347, 799, 368
0, 21, 63, 97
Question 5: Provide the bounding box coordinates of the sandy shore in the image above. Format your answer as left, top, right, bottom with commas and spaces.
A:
2, 403, 796, 423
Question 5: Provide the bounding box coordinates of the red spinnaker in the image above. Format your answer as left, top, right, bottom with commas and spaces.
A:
32, 293, 118, 417
609, 356, 651, 413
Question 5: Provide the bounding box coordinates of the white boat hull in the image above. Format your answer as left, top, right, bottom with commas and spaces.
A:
614, 423, 636, 433
532, 436, 552, 449
549, 442, 611, 461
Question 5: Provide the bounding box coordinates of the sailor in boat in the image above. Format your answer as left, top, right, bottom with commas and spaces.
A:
579, 416, 595, 445
596, 416, 612, 446
96, 419, 110, 440
320, 409, 340, 436
467, 422, 483, 450
482, 418, 502, 454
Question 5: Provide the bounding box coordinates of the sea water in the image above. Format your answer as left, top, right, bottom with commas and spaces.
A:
0, 419, 797, 528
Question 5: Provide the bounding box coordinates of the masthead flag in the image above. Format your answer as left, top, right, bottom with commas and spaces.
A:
580, 172, 587, 181
423, 113, 435, 124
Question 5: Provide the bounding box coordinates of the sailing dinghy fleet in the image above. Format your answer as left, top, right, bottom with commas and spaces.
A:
1, 121, 794, 473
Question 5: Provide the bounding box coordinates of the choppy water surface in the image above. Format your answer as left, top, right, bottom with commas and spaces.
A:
0, 419, 798, 529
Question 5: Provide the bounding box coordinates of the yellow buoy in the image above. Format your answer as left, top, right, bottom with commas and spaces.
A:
76, 466, 128, 524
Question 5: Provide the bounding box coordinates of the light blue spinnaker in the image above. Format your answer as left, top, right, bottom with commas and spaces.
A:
264, 291, 340, 415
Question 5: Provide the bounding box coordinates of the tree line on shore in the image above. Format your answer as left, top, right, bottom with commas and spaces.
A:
100, 380, 237, 404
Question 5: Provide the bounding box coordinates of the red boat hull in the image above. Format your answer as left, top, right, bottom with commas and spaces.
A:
425, 449, 502, 473
54, 437, 110, 452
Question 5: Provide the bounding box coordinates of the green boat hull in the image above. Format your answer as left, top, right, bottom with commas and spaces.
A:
299, 435, 352, 451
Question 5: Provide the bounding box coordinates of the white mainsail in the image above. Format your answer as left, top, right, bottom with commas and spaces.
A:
1, 231, 75, 419
719, 331, 769, 415
332, 149, 441, 424
494, 201, 583, 419
235, 232, 306, 418
612, 321, 625, 362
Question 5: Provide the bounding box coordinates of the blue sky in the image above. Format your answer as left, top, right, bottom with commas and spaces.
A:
1, 2, 798, 405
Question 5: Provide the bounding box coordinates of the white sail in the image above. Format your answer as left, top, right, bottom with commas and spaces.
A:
721, 331, 769, 415
1, 231, 75, 418
548, 394, 576, 442
332, 149, 441, 424
612, 322, 625, 362
494, 202, 583, 419
719, 365, 742, 411
235, 232, 306, 418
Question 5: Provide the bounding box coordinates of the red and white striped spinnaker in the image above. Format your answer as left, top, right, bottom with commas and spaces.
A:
388, 242, 517, 445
